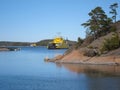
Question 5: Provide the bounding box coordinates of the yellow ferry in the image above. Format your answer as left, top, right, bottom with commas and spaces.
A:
47, 37, 69, 49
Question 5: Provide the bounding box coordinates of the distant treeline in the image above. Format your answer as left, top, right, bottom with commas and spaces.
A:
0, 41, 31, 46
36, 39, 76, 46
36, 39, 53, 46
0, 39, 76, 46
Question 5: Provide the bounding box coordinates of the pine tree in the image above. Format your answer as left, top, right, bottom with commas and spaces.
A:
82, 7, 112, 39
109, 3, 118, 23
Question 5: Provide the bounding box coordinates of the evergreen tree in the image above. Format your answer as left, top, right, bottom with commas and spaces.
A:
82, 7, 112, 39
77, 37, 83, 45
109, 3, 118, 23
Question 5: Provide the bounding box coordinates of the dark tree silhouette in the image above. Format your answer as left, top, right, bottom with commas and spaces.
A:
82, 7, 112, 39
109, 3, 118, 23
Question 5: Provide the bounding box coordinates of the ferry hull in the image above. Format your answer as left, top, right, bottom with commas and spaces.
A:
47, 43, 68, 49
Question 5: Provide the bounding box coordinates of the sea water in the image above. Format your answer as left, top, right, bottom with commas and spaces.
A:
0, 46, 120, 90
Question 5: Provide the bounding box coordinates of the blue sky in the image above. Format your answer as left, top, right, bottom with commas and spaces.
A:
0, 0, 120, 42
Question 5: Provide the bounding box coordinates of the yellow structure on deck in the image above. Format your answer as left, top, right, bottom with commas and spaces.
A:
53, 37, 64, 44
47, 37, 69, 49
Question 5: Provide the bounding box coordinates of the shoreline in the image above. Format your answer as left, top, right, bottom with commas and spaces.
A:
45, 50, 120, 66
0, 47, 20, 51
0, 47, 9, 51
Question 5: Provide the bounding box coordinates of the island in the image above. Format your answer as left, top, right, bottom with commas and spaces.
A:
45, 3, 120, 65
45, 21, 120, 65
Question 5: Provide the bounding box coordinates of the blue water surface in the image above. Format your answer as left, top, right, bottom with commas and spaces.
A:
0, 46, 120, 90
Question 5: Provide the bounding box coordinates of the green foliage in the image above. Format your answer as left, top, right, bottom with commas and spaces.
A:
110, 25, 117, 32
109, 3, 118, 23
0, 41, 30, 46
77, 37, 83, 45
36, 40, 52, 46
82, 3, 119, 40
87, 46, 94, 49
85, 29, 92, 38
101, 33, 120, 52
82, 6, 113, 39
75, 37, 84, 49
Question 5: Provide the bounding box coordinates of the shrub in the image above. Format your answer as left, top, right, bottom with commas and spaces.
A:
75, 37, 84, 49
87, 46, 94, 49
110, 25, 117, 32
101, 33, 120, 52
83, 48, 99, 57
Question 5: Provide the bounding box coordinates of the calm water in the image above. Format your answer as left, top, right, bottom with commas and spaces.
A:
0, 47, 120, 90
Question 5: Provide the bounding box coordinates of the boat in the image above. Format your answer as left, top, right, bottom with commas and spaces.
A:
7, 47, 21, 51
47, 36, 69, 49
30, 43, 36, 47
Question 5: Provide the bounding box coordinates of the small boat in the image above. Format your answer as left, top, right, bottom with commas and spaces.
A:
30, 43, 36, 47
47, 36, 69, 49
7, 47, 21, 51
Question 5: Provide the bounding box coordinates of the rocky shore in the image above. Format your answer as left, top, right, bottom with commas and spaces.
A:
45, 21, 120, 66
0, 47, 20, 51
0, 47, 9, 51
45, 49, 120, 66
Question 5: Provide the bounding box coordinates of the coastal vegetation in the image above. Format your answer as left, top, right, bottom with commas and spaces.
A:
46, 3, 120, 65
76, 3, 120, 56
63, 3, 118, 56
101, 32, 120, 52
0, 41, 31, 46
36, 39, 53, 46
0, 39, 76, 47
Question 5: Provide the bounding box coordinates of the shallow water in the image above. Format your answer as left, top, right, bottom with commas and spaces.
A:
0, 47, 120, 90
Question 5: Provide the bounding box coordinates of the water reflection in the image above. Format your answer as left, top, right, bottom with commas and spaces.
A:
56, 63, 120, 77
0, 47, 120, 90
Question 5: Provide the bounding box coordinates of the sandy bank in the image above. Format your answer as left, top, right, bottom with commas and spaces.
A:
45, 50, 120, 65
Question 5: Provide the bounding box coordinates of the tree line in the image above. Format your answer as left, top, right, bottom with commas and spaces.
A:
81, 3, 118, 40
